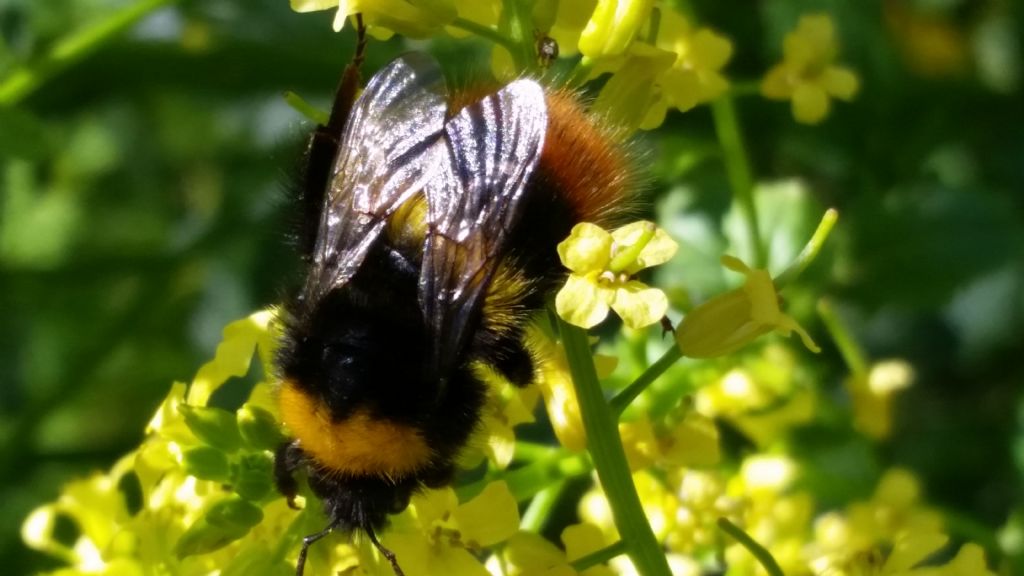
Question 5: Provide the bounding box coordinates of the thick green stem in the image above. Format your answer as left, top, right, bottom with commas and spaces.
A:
610, 346, 682, 416
711, 96, 765, 268
717, 517, 785, 576
0, 0, 179, 105
558, 320, 672, 576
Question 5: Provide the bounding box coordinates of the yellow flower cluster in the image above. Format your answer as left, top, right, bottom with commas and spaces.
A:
291, 1, 859, 129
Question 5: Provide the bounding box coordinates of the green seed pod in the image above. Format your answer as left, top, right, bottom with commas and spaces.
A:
174, 517, 249, 559
205, 496, 264, 529
180, 404, 243, 452
237, 404, 285, 451
181, 446, 231, 482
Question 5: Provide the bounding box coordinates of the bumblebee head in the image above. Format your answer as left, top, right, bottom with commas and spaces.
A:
307, 471, 418, 532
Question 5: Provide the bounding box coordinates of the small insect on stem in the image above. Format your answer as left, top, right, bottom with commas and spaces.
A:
535, 32, 559, 68
660, 315, 675, 338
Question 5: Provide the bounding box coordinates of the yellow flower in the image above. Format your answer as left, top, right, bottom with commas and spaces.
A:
555, 221, 677, 330
578, 0, 655, 58
291, 0, 457, 39
383, 482, 519, 576
845, 359, 915, 440
494, 524, 615, 576
591, 9, 734, 130
592, 42, 677, 131
460, 363, 540, 469
676, 255, 820, 358
941, 543, 998, 576
761, 13, 859, 124
650, 9, 733, 114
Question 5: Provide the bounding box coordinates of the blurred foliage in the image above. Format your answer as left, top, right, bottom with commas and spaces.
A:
2, 0, 1023, 574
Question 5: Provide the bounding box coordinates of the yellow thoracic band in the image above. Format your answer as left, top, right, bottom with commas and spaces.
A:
278, 380, 434, 478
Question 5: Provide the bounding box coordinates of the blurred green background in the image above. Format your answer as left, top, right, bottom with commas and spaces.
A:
1, 0, 1022, 573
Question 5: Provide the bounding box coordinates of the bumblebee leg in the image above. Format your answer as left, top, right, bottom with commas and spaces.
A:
366, 524, 406, 576
296, 15, 369, 259
296, 518, 342, 576
274, 440, 305, 510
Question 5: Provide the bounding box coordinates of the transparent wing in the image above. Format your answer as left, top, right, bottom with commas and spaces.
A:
420, 79, 548, 380
307, 53, 447, 300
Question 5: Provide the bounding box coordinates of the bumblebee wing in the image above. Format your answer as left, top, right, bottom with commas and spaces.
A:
421, 79, 548, 379
309, 53, 447, 298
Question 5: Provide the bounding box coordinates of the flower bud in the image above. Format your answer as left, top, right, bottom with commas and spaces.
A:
181, 446, 231, 482
232, 453, 275, 502
174, 517, 249, 559
180, 404, 243, 452
676, 256, 819, 358
579, 0, 654, 58
237, 404, 285, 451
206, 496, 264, 529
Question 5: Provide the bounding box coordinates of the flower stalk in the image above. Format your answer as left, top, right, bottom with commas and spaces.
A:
717, 517, 785, 576
711, 95, 765, 268
0, 0, 180, 105
558, 318, 672, 576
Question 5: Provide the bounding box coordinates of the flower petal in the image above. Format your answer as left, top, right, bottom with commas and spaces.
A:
883, 532, 949, 572
823, 66, 859, 99
558, 223, 613, 273
611, 281, 668, 329
556, 274, 611, 328
454, 481, 519, 547
792, 83, 830, 124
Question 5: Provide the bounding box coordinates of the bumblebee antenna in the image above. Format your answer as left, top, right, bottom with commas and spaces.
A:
366, 524, 405, 576
295, 518, 342, 576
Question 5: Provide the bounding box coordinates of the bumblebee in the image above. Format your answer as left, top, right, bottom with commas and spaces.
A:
274, 24, 637, 576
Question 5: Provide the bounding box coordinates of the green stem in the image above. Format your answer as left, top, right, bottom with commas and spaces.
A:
519, 480, 566, 532
775, 208, 838, 288
728, 80, 762, 97
610, 346, 682, 416
717, 517, 785, 576
450, 17, 519, 53
497, 0, 537, 71
513, 440, 561, 462
711, 96, 765, 268
283, 91, 330, 125
816, 299, 868, 377
567, 55, 595, 88
0, 0, 179, 105
558, 319, 672, 576
571, 540, 629, 571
